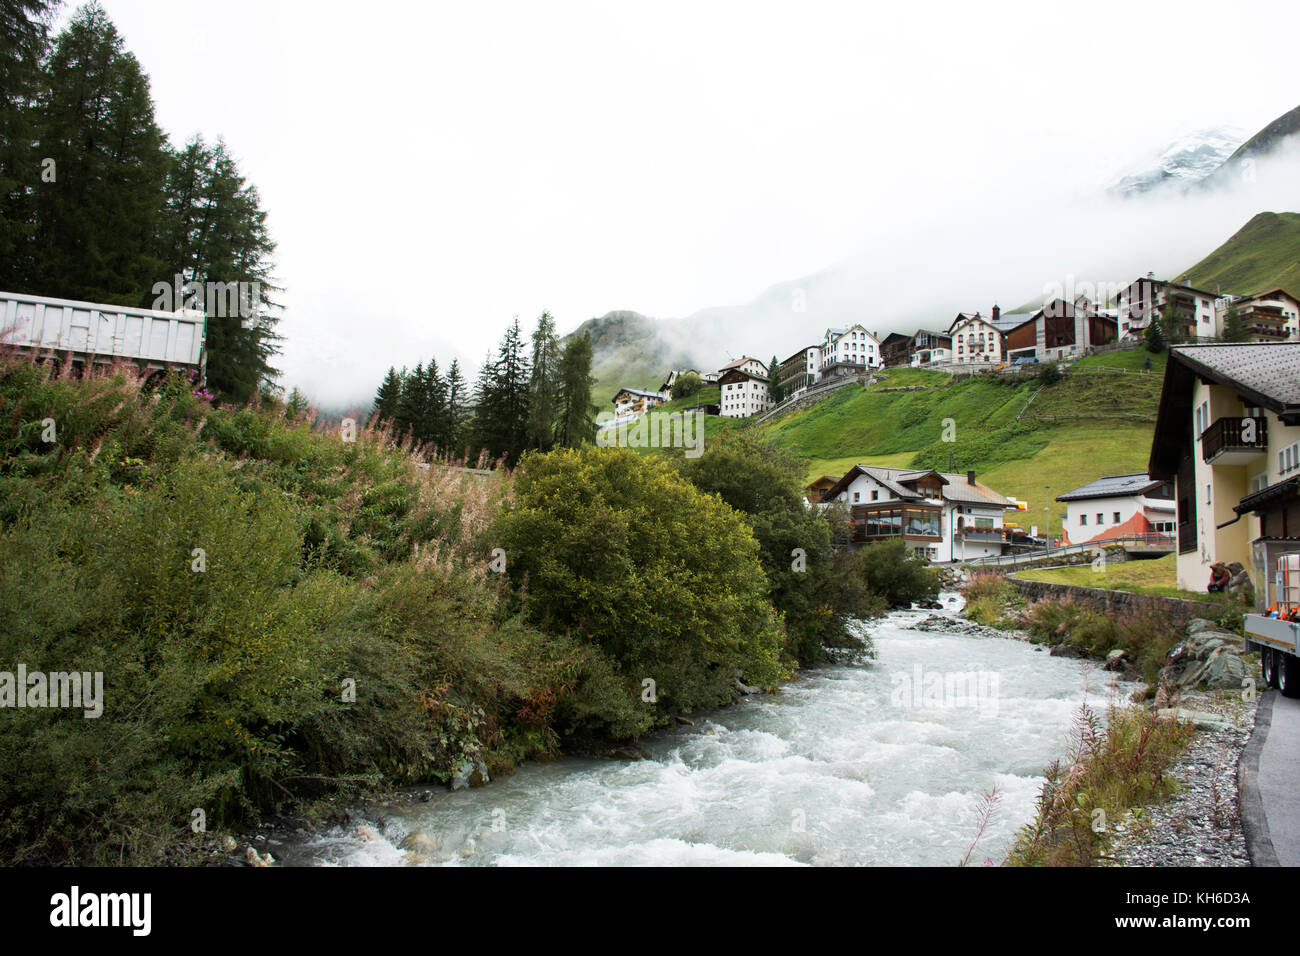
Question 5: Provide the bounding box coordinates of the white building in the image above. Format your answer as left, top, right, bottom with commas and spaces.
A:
819, 465, 1015, 562
611, 387, 666, 419
717, 357, 771, 418
820, 325, 882, 373
1117, 275, 1220, 341
1055, 474, 1176, 545
947, 312, 1005, 366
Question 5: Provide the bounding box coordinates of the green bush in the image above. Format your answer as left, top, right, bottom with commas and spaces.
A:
495, 446, 789, 737
675, 431, 866, 663
0, 356, 572, 863
837, 539, 941, 610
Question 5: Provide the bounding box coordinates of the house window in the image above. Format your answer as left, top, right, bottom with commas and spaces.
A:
1114, 512, 1121, 523
1206, 484, 1212, 505
1251, 472, 1268, 494
1096, 513, 1104, 524
1080, 514, 1087, 526
871, 490, 879, 501
853, 492, 861, 503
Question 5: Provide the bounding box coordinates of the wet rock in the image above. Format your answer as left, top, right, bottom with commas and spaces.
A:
735, 680, 762, 696
606, 742, 650, 760
1104, 648, 1128, 671
1049, 643, 1087, 659
450, 759, 490, 791
244, 846, 275, 867
674, 715, 695, 726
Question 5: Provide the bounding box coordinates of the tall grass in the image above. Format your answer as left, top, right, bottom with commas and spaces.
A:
1006, 699, 1194, 866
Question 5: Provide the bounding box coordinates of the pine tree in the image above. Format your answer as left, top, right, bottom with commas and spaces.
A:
526, 311, 562, 451
557, 332, 597, 448
445, 358, 467, 456
767, 354, 784, 404
1144, 317, 1166, 353
0, 1, 56, 288
373, 366, 403, 424
1222, 301, 1247, 342
155, 136, 280, 402
396, 362, 425, 441
30, 3, 169, 304
472, 318, 530, 464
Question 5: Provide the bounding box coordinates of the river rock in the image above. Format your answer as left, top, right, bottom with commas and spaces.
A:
735, 679, 762, 696
1049, 643, 1087, 659
1186, 618, 1216, 635
450, 759, 490, 791
1104, 648, 1128, 671
1156, 707, 1232, 732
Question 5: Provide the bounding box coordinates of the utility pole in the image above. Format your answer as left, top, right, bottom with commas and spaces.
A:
1044, 485, 1050, 551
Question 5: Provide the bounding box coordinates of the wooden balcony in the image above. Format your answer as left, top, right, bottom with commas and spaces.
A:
1200, 416, 1268, 465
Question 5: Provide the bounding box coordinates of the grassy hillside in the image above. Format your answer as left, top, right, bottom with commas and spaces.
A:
759, 354, 1166, 511
566, 310, 700, 405
1176, 211, 1300, 296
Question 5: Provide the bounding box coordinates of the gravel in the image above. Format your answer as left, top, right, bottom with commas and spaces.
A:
1107, 691, 1256, 867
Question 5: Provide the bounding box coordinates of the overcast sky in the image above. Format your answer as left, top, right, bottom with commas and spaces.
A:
89, 0, 1300, 406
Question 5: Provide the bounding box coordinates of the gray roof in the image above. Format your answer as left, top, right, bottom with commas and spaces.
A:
842, 465, 1014, 508
1170, 343, 1300, 408
1057, 473, 1162, 502
612, 387, 663, 401
991, 312, 1034, 331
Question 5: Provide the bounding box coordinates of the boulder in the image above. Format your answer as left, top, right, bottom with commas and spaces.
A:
1050, 643, 1087, 659
1104, 648, 1128, 671
1156, 707, 1232, 732
1201, 647, 1247, 689
1186, 618, 1216, 635
450, 759, 490, 791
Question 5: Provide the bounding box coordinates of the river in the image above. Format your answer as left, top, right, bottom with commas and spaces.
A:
280, 593, 1132, 866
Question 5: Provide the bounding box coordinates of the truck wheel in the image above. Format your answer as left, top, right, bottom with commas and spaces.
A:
1280, 653, 1300, 699
1263, 647, 1280, 689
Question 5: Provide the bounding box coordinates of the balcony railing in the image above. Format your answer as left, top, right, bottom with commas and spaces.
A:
1201, 416, 1268, 463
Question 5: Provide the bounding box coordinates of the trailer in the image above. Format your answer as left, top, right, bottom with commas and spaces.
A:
1245, 549, 1300, 696
0, 290, 207, 382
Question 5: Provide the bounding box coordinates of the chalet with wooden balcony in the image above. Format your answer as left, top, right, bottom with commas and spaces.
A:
880, 332, 914, 368
1149, 343, 1300, 593
1217, 288, 1300, 343
611, 386, 666, 419
1117, 275, 1220, 342
817, 465, 1015, 562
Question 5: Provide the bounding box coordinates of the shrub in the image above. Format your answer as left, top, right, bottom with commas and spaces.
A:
838, 539, 941, 610
675, 431, 866, 663
495, 446, 790, 737
962, 570, 1018, 627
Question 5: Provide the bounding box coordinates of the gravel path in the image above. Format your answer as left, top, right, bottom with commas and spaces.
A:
1107, 691, 1256, 867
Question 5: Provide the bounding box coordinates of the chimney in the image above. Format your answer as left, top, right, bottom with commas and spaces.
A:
992, 304, 1000, 321
966, 470, 976, 486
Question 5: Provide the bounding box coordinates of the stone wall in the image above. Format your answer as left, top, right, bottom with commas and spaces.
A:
1008, 575, 1225, 625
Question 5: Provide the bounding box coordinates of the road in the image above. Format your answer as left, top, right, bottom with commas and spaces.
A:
1242, 691, 1300, 866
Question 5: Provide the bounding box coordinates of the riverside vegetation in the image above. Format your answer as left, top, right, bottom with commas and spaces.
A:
0, 356, 939, 864
961, 570, 1245, 865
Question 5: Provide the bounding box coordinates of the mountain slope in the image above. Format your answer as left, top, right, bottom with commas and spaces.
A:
1176, 211, 1300, 295
1201, 103, 1300, 188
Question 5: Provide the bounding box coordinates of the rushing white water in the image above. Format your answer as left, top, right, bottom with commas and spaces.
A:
281, 594, 1133, 867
